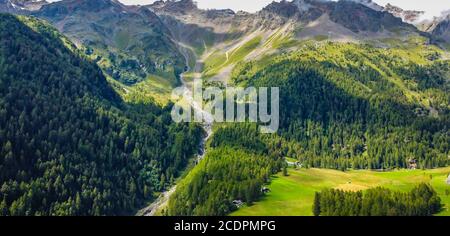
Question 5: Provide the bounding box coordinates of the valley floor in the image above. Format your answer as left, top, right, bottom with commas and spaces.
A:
231, 167, 450, 216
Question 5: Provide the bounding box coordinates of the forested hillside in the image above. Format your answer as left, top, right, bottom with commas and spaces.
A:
0, 14, 202, 216
35, 0, 185, 85
167, 40, 450, 216
232, 41, 450, 170
167, 125, 285, 216
313, 183, 442, 216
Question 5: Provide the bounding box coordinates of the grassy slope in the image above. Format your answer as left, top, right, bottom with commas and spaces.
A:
203, 36, 262, 78
109, 74, 176, 105
232, 167, 450, 216
233, 39, 448, 111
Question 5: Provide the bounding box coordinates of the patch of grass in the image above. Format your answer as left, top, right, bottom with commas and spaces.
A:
203, 36, 262, 78
17, 15, 81, 54
228, 36, 262, 64
119, 74, 176, 105
285, 157, 298, 163
277, 39, 300, 49
313, 35, 329, 41
115, 30, 131, 50
268, 32, 298, 50
231, 167, 450, 216
203, 50, 228, 77
181, 72, 197, 82
444, 43, 450, 52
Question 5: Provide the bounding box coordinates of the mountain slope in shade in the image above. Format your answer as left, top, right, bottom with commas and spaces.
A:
148, 0, 258, 56
327, 0, 414, 33
0, 13, 201, 216
149, 0, 425, 83
34, 0, 185, 85
432, 14, 450, 44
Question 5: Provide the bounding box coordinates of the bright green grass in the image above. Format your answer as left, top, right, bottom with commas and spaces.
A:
228, 36, 262, 64
270, 33, 299, 50
313, 35, 329, 41
285, 157, 298, 163
231, 167, 450, 216
203, 36, 262, 78
119, 74, 175, 105
203, 50, 227, 77
18, 15, 81, 54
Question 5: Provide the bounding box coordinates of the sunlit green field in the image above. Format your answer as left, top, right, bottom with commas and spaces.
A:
231, 167, 450, 216
203, 36, 262, 78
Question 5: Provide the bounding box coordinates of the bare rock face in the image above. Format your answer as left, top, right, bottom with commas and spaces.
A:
0, 0, 47, 13
383, 3, 425, 24
262, 0, 303, 18
345, 0, 383, 11
261, 0, 413, 33
328, 0, 411, 33
432, 14, 450, 43
149, 0, 198, 15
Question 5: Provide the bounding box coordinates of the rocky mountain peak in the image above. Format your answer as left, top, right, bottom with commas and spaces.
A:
432, 13, 450, 42
37, 0, 131, 19
262, 0, 301, 18
344, 0, 383, 11
383, 3, 424, 24
292, 0, 313, 12
149, 0, 198, 14
260, 0, 329, 22
0, 0, 47, 12
204, 8, 235, 19
329, 0, 409, 33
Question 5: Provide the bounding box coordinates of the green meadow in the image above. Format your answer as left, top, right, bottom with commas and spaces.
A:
203, 36, 262, 78
231, 167, 450, 216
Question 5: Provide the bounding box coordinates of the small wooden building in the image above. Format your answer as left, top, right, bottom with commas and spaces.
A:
232, 200, 244, 208
408, 158, 417, 170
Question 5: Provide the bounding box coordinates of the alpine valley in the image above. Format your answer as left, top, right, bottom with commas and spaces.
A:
0, 0, 449, 216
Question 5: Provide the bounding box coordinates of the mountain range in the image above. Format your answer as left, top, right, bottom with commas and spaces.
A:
0, 0, 47, 13
1, 0, 449, 85
0, 0, 449, 216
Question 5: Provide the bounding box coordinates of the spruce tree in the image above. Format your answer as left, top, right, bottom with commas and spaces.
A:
313, 192, 321, 216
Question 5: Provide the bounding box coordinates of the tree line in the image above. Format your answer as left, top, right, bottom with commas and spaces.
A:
313, 183, 442, 216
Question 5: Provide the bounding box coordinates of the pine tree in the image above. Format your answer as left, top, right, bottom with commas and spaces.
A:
313, 192, 321, 216
75, 193, 82, 215
0, 198, 8, 216
282, 165, 288, 176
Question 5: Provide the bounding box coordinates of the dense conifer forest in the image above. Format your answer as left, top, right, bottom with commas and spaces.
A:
167, 124, 284, 216
313, 183, 442, 216
232, 42, 450, 170
0, 14, 202, 216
